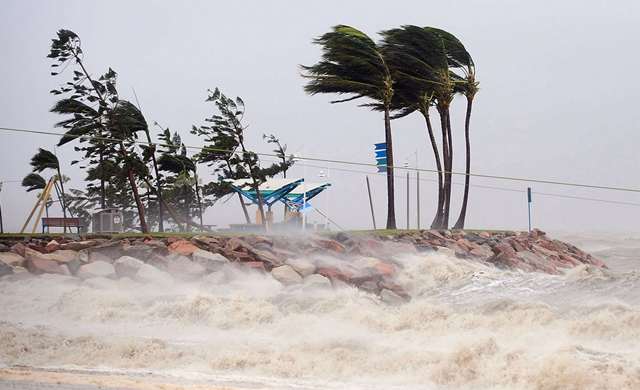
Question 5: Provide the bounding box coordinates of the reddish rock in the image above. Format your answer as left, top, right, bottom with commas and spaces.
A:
478, 231, 491, 239
59, 240, 98, 251
45, 240, 61, 253
374, 261, 396, 277
168, 239, 199, 256
316, 266, 354, 282
26, 258, 70, 275
315, 239, 346, 253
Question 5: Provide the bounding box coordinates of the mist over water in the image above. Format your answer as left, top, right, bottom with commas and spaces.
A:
1, 233, 639, 389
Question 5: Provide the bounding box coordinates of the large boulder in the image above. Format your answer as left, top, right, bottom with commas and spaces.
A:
0, 252, 25, 267
77, 261, 116, 279
135, 263, 173, 285
271, 265, 302, 285
46, 250, 80, 264
303, 274, 332, 289
285, 258, 316, 277
192, 249, 229, 271
26, 258, 70, 275
0, 261, 13, 277
168, 239, 199, 256
59, 240, 99, 251
166, 254, 206, 281
380, 289, 406, 305
113, 256, 145, 278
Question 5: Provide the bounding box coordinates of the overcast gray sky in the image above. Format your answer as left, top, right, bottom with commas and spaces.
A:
1, 0, 639, 233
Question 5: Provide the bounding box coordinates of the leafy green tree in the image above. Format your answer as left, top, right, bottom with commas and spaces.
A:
48, 29, 151, 232
302, 25, 397, 229
192, 88, 289, 227
156, 128, 204, 231
263, 134, 294, 178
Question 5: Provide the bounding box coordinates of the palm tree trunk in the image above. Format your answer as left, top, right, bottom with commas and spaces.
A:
422, 111, 444, 229
443, 109, 454, 228
56, 167, 68, 233
238, 142, 266, 228
99, 152, 106, 209
437, 107, 449, 229
453, 96, 473, 229
145, 138, 164, 232
384, 108, 396, 230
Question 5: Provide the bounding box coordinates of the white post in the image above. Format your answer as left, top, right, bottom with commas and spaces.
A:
302, 150, 307, 232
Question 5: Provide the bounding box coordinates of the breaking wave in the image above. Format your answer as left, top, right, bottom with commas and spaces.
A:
1, 234, 639, 389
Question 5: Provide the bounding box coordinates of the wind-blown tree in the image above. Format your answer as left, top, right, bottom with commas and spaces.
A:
27, 148, 69, 229
192, 88, 289, 227
156, 128, 204, 231
302, 25, 397, 229
380, 25, 449, 228
263, 134, 294, 178
21, 173, 47, 193
48, 29, 151, 232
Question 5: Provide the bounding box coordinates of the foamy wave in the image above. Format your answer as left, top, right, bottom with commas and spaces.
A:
0, 235, 639, 389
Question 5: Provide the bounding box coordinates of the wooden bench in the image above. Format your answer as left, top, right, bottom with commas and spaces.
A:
41, 217, 83, 233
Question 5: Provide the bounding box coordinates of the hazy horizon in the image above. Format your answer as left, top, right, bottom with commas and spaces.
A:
1, 0, 639, 233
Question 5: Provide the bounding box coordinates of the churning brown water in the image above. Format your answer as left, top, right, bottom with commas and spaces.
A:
1, 233, 639, 389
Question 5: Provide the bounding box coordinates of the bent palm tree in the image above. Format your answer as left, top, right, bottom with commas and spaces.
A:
29, 148, 68, 230
380, 25, 450, 229
426, 28, 478, 229
302, 25, 397, 229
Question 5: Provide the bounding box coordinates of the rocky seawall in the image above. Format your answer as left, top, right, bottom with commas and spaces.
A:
0, 229, 605, 303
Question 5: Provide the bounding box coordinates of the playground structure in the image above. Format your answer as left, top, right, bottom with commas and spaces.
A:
228, 178, 331, 229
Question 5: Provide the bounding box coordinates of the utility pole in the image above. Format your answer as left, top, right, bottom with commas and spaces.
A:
366, 176, 376, 229
0, 181, 4, 234
527, 187, 532, 232
406, 170, 410, 229
416, 170, 420, 230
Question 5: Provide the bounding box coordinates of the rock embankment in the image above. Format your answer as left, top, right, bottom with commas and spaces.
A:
0, 229, 605, 302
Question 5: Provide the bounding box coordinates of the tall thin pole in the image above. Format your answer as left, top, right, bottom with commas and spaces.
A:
0, 181, 4, 234
406, 171, 410, 229
527, 187, 532, 232
416, 170, 420, 230
302, 151, 307, 231
366, 176, 377, 230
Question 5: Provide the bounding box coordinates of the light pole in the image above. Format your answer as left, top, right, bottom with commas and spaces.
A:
404, 161, 410, 229
0, 181, 4, 234
319, 169, 329, 229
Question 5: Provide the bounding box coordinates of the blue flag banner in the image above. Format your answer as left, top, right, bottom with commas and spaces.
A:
375, 150, 387, 158
374, 143, 387, 150
376, 157, 387, 166
377, 166, 386, 173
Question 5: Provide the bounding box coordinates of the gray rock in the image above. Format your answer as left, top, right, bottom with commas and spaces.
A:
192, 249, 229, 271
271, 265, 302, 285
0, 252, 25, 267
286, 258, 316, 277
303, 274, 332, 289
380, 289, 405, 305
135, 263, 173, 285
113, 256, 145, 278
0, 261, 14, 277
77, 261, 116, 279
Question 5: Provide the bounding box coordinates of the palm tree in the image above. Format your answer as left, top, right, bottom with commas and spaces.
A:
28, 148, 69, 230
380, 25, 450, 229
302, 25, 397, 229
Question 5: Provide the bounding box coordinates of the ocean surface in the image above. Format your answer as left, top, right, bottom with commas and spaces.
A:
1, 232, 639, 389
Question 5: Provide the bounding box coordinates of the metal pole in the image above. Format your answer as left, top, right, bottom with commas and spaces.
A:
302, 153, 307, 232
406, 171, 410, 229
0, 181, 3, 234
527, 187, 532, 232
366, 176, 377, 230
416, 170, 420, 230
